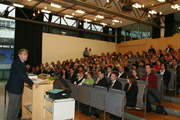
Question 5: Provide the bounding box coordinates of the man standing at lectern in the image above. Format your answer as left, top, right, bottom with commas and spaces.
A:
6, 49, 39, 120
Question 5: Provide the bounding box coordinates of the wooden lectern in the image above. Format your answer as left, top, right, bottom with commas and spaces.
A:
22, 80, 53, 120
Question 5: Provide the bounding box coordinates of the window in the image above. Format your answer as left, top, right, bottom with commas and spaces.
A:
51, 15, 60, 24
61, 17, 77, 27
0, 3, 15, 65
83, 22, 91, 30
43, 14, 49, 22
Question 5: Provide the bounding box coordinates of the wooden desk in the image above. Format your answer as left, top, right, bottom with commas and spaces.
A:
22, 80, 53, 120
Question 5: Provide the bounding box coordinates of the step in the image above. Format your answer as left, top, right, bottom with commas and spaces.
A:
152, 100, 180, 117
164, 95, 180, 103
125, 108, 180, 120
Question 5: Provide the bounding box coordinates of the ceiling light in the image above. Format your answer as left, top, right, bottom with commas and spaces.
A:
142, 5, 145, 8
149, 10, 157, 14
148, 14, 151, 17
84, 19, 91, 23
159, 12, 162, 15
94, 18, 97, 21
96, 15, 104, 19
132, 3, 142, 8
41, 9, 51, 14
107, 0, 109, 3
33, 13, 35, 16
112, 23, 115, 25
13, 3, 24, 8
112, 19, 119, 23
120, 20, 123, 23
171, 4, 180, 10
100, 22, 107, 26
157, 0, 165, 2
75, 10, 85, 14
72, 12, 75, 15
50, 3, 61, 8
44, 6, 47, 9
37, 10, 40, 14
64, 14, 73, 18
27, 0, 31, 1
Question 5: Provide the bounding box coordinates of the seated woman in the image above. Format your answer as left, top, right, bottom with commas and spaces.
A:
153, 60, 161, 71
132, 69, 140, 80
124, 74, 138, 107
84, 71, 94, 85
74, 71, 85, 85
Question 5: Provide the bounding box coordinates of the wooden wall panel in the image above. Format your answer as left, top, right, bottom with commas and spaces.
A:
116, 34, 180, 54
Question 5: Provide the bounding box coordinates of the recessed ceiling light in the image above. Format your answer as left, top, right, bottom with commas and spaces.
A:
72, 12, 75, 16
132, 3, 142, 8
84, 19, 91, 23
96, 15, 104, 19
112, 19, 120, 23
100, 22, 107, 26
27, 0, 31, 1
112, 23, 115, 25
50, 3, 61, 8
120, 20, 123, 23
159, 12, 162, 15
171, 4, 180, 10
41, 9, 51, 14
44, 6, 47, 9
13, 3, 24, 8
75, 10, 85, 14
64, 14, 73, 18
149, 10, 157, 14
157, 0, 165, 2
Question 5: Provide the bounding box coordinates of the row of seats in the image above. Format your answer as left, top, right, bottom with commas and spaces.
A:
66, 79, 148, 118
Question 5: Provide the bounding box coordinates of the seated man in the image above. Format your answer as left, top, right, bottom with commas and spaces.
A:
93, 70, 108, 118
141, 64, 161, 112
118, 65, 127, 79
106, 65, 112, 77
94, 70, 108, 88
172, 59, 180, 95
108, 72, 122, 120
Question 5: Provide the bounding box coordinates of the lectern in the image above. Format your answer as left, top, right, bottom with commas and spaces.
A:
22, 80, 53, 120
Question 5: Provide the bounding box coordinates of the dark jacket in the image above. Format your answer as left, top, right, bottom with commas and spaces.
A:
118, 72, 127, 79
158, 70, 171, 88
94, 77, 108, 88
6, 58, 34, 94
108, 80, 122, 90
124, 83, 138, 107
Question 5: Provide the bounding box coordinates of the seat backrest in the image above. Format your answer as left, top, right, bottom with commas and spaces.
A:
138, 67, 145, 73
67, 82, 79, 101
117, 78, 126, 90
155, 74, 163, 93
168, 69, 176, 90
105, 89, 125, 117
78, 85, 91, 105
136, 80, 147, 108
139, 72, 146, 79
105, 77, 111, 83
89, 86, 106, 110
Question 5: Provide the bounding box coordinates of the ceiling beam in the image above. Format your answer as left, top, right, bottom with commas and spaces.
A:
63, 0, 163, 28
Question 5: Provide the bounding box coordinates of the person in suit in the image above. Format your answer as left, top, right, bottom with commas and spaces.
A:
124, 74, 138, 107
6, 49, 39, 120
166, 44, 174, 53
108, 72, 122, 120
68, 68, 77, 83
158, 63, 171, 93
172, 59, 180, 95
106, 65, 112, 77
148, 45, 156, 55
92, 70, 108, 119
118, 65, 127, 79
94, 70, 108, 88
35, 66, 41, 75
108, 72, 122, 90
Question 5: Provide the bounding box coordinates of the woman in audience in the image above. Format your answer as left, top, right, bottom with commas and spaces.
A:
124, 74, 138, 108
74, 71, 85, 85
132, 69, 140, 80
84, 71, 94, 85
153, 60, 161, 71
